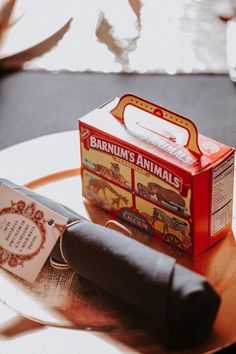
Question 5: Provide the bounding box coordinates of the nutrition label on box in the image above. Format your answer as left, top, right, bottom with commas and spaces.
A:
211, 155, 234, 236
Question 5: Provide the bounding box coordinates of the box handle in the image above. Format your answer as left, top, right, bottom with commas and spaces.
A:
111, 94, 202, 156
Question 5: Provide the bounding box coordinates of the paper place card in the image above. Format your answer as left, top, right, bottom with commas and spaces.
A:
0, 183, 68, 282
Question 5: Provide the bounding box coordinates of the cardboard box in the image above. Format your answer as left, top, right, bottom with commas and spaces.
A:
79, 94, 234, 255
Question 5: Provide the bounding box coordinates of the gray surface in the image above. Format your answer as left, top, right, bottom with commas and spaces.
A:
0, 71, 235, 149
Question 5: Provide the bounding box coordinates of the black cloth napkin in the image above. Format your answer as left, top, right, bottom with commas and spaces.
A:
0, 179, 221, 349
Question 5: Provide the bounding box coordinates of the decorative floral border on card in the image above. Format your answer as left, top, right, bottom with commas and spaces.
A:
0, 200, 47, 267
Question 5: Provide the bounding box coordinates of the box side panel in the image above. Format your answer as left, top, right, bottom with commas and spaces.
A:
193, 151, 235, 255
209, 152, 235, 246
192, 170, 211, 255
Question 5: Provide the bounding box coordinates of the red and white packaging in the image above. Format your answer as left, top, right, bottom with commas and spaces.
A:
79, 94, 234, 255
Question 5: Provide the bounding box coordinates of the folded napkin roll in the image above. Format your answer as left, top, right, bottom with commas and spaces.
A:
0, 179, 221, 349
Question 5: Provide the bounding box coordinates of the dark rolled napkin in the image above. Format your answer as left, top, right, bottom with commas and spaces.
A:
0, 178, 221, 349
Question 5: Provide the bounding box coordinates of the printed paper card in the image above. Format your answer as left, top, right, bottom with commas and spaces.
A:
0, 183, 68, 282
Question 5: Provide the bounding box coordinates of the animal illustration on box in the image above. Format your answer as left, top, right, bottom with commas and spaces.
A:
88, 178, 128, 208
94, 162, 119, 178
137, 183, 152, 199
152, 207, 191, 250
93, 162, 128, 186
147, 182, 186, 213
152, 207, 188, 237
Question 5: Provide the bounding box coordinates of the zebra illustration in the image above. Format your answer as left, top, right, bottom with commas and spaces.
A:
152, 207, 188, 237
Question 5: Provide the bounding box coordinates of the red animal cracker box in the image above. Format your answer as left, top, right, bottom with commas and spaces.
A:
79, 94, 234, 255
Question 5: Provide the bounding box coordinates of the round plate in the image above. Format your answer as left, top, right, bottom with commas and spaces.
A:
0, 169, 236, 353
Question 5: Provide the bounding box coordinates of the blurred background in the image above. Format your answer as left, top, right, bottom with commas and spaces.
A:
0, 0, 233, 73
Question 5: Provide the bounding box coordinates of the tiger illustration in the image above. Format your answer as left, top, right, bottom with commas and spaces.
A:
94, 162, 128, 186
95, 162, 119, 179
